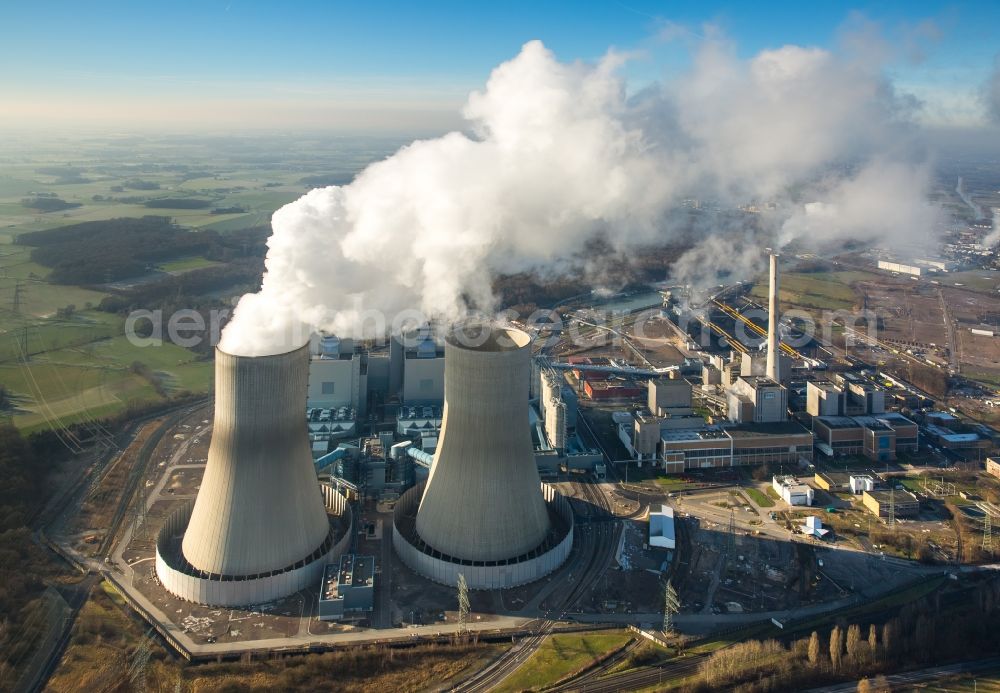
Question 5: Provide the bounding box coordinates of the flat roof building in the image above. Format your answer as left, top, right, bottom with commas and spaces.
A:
728, 375, 787, 424
319, 554, 375, 621
988, 457, 1000, 479
659, 421, 812, 473
807, 381, 844, 417
773, 475, 814, 506
649, 505, 675, 550
814, 471, 851, 492
862, 489, 919, 519
812, 413, 917, 462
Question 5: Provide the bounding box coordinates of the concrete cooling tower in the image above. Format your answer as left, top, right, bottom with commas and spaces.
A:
156, 343, 352, 606
393, 322, 573, 589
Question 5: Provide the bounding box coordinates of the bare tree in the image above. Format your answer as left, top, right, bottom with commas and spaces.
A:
808, 630, 821, 667
868, 624, 878, 658
857, 677, 873, 693
846, 623, 862, 666
830, 625, 844, 671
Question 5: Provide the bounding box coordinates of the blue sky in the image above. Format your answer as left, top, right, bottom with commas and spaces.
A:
2, 1, 998, 132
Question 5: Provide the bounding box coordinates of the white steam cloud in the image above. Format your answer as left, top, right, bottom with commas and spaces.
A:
986, 54, 1000, 123
220, 36, 941, 356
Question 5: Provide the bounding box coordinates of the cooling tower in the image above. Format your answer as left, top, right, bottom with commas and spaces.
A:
156, 343, 351, 606
393, 322, 574, 589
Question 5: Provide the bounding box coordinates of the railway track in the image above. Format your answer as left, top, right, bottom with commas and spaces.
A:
454, 477, 620, 692
98, 403, 209, 557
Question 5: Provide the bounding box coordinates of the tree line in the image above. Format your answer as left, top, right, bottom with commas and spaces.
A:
684, 575, 1000, 692
15, 217, 265, 285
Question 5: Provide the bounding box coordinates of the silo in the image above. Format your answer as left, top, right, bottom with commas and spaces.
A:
156, 343, 350, 606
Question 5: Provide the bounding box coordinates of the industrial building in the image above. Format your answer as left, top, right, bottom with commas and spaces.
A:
156, 344, 353, 606
648, 377, 693, 416
727, 375, 788, 424
850, 475, 876, 494
988, 457, 1000, 479
802, 516, 829, 538
308, 334, 366, 412
924, 423, 992, 453
814, 471, 851, 492
772, 475, 814, 506
400, 331, 445, 404
812, 413, 918, 461
740, 350, 791, 383
658, 421, 813, 472
862, 489, 920, 519
393, 323, 573, 589
648, 505, 675, 549
807, 381, 844, 417
878, 259, 923, 276
318, 554, 375, 621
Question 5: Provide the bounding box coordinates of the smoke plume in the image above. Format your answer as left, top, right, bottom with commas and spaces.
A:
220, 35, 940, 356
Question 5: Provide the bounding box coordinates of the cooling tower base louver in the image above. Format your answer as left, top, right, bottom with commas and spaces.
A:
156, 483, 353, 606
393, 481, 573, 589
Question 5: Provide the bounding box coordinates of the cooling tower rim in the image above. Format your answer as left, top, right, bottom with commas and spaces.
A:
215, 340, 311, 360
444, 321, 531, 353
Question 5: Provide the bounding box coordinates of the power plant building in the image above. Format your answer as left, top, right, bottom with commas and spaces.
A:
807, 381, 844, 417
658, 421, 813, 473
318, 554, 375, 621
401, 332, 445, 404
812, 413, 918, 462
647, 377, 693, 416
156, 344, 353, 606
727, 375, 787, 424
393, 323, 573, 589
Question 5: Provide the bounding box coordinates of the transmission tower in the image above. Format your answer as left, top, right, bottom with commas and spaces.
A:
984, 510, 993, 554
127, 628, 154, 693
663, 579, 680, 634
12, 280, 23, 314
457, 573, 470, 633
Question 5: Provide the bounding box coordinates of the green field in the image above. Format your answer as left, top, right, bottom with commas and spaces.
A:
751, 271, 867, 311
0, 133, 407, 432
0, 313, 212, 432
496, 630, 633, 692
745, 487, 775, 507
156, 255, 220, 273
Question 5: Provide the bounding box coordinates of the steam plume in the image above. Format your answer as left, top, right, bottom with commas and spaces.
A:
220, 36, 940, 356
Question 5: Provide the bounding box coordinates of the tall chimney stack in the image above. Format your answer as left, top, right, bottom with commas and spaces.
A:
766, 251, 780, 382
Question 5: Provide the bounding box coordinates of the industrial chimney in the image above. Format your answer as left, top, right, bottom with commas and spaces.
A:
766, 251, 780, 382
393, 321, 573, 589
156, 343, 350, 606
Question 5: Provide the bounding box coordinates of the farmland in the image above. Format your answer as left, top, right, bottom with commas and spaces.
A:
0, 133, 406, 431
